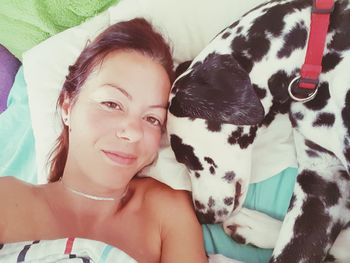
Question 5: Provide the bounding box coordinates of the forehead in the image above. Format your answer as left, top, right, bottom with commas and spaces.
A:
84, 50, 171, 101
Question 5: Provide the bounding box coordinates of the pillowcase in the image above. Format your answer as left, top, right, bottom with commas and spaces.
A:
23, 0, 269, 186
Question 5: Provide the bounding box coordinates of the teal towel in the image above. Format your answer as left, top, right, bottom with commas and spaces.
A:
0, 0, 119, 60
0, 67, 37, 183
203, 167, 298, 263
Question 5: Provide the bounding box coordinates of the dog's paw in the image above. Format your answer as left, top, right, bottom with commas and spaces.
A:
223, 207, 282, 249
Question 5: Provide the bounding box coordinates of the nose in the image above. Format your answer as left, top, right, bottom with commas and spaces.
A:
115, 117, 143, 142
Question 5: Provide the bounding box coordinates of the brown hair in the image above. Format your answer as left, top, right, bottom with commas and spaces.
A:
47, 18, 174, 182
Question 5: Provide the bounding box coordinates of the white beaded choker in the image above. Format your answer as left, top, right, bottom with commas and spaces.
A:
60, 179, 129, 201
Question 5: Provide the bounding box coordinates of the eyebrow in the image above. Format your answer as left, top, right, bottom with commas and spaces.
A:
103, 83, 168, 110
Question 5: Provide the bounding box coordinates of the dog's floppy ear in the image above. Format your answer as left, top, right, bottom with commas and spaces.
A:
175, 60, 193, 78
169, 53, 264, 125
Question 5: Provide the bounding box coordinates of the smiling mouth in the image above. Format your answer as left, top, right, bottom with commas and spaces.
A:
101, 150, 137, 166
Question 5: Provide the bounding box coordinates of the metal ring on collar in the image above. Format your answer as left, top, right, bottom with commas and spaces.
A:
288, 76, 319, 103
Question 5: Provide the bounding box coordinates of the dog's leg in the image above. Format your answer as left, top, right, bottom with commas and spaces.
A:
270, 130, 350, 263
223, 207, 282, 249
224, 208, 350, 262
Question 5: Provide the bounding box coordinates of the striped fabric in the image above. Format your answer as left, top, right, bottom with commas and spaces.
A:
0, 238, 137, 262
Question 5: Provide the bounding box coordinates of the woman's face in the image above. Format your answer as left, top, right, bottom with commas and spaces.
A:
63, 51, 171, 187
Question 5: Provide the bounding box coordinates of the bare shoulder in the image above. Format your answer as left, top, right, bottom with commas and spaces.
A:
0, 176, 38, 214
136, 177, 193, 211
135, 178, 207, 262
0, 176, 34, 198
0, 177, 37, 240
135, 177, 197, 228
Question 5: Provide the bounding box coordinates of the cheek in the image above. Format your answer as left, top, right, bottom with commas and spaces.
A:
143, 128, 162, 155
71, 104, 109, 140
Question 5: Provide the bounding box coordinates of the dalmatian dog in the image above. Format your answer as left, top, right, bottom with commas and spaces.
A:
167, 0, 350, 262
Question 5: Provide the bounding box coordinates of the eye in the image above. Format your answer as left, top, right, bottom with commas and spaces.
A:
145, 116, 162, 127
101, 101, 122, 111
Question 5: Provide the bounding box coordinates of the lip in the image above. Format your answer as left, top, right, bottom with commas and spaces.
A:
101, 150, 137, 166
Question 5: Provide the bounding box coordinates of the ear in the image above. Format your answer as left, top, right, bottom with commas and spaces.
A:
169, 53, 264, 126
61, 92, 72, 126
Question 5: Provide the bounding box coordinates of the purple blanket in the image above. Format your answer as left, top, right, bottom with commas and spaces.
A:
0, 44, 21, 113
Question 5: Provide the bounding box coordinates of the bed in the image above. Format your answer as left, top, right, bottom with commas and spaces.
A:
0, 1, 298, 262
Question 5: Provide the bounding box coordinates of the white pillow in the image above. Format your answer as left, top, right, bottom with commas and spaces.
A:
23, 0, 269, 186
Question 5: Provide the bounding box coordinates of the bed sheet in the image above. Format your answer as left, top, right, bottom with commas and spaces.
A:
0, 66, 37, 183
0, 237, 136, 262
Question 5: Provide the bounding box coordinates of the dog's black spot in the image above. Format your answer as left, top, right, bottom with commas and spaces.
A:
233, 181, 242, 211
249, 35, 271, 62
322, 52, 343, 73
228, 126, 258, 149
324, 254, 336, 262
228, 127, 243, 145
328, 1, 350, 52
204, 157, 218, 168
249, 0, 311, 38
342, 90, 350, 135
262, 99, 291, 127
196, 210, 215, 224
339, 170, 350, 181
232, 32, 271, 63
290, 111, 304, 128
306, 150, 319, 158
312, 112, 335, 127
209, 166, 215, 175
298, 169, 340, 206
268, 70, 293, 103
222, 171, 235, 183
195, 172, 201, 178
278, 22, 308, 58
224, 197, 234, 206
288, 194, 296, 212
194, 199, 205, 210
222, 31, 231, 39
294, 112, 304, 120
170, 135, 203, 171
240, 126, 258, 148
206, 120, 222, 132
305, 139, 335, 156
228, 20, 239, 29
329, 221, 343, 244
343, 147, 350, 166
230, 230, 246, 244
253, 84, 267, 99
208, 197, 215, 208
304, 82, 330, 110
217, 208, 229, 217
289, 112, 297, 128
236, 26, 243, 34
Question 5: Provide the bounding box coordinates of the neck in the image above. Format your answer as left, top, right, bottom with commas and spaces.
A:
43, 181, 133, 233
60, 178, 129, 202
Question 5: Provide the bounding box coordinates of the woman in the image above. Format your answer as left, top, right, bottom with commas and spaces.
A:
0, 18, 208, 263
